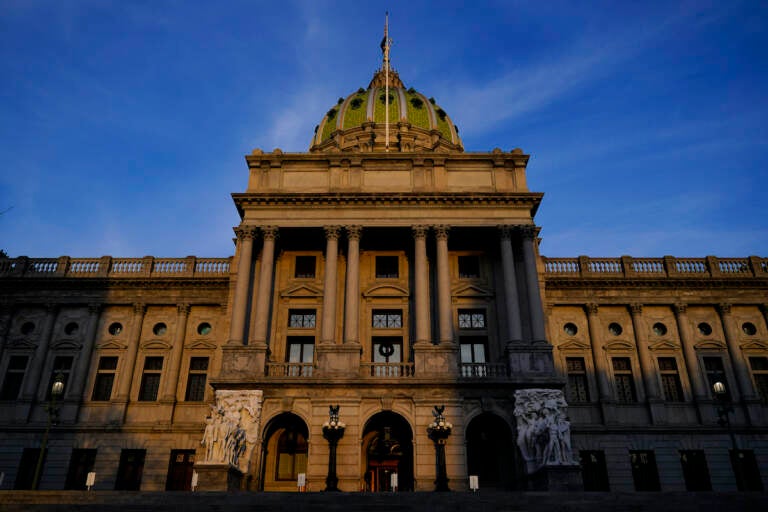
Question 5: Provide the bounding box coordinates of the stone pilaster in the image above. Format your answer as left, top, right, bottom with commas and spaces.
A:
161, 303, 190, 402
22, 304, 58, 403
629, 303, 664, 424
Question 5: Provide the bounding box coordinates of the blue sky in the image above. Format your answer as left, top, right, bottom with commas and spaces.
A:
1, 1, 766, 258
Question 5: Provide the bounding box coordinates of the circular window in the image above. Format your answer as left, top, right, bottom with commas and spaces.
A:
563, 323, 578, 336
197, 322, 212, 335
64, 322, 79, 336
698, 322, 713, 336
742, 322, 757, 336
20, 322, 35, 335
653, 322, 668, 336
608, 322, 623, 336
153, 322, 168, 336
108, 322, 123, 335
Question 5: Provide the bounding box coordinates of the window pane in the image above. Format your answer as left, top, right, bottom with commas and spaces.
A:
288, 344, 302, 362
92, 374, 115, 401
458, 256, 480, 278
375, 256, 399, 278
144, 357, 163, 370
301, 344, 314, 363
138, 374, 161, 401
98, 357, 118, 370
189, 357, 209, 371
460, 344, 473, 363
185, 374, 207, 401
473, 343, 486, 363
294, 256, 316, 278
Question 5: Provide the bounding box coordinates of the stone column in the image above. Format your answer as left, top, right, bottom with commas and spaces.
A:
718, 303, 756, 401
161, 304, 190, 402
435, 225, 453, 345
586, 304, 612, 401
412, 226, 431, 345
519, 226, 547, 343
499, 226, 523, 344
21, 304, 58, 402
343, 226, 362, 345
321, 226, 340, 345
251, 226, 278, 345
0, 303, 13, 363
116, 303, 146, 402
629, 304, 660, 400
66, 303, 101, 401
673, 304, 709, 401
227, 226, 257, 345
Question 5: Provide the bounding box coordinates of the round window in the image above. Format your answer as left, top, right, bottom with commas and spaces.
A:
563, 323, 578, 336
108, 322, 123, 335
742, 322, 757, 336
652, 322, 668, 336
698, 322, 713, 336
153, 322, 168, 336
197, 322, 212, 335
64, 322, 79, 336
608, 322, 623, 336
20, 321, 35, 335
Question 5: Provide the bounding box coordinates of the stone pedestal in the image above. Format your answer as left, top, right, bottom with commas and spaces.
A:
541, 464, 583, 491
194, 463, 243, 491
316, 343, 362, 376
218, 344, 268, 381
413, 343, 459, 377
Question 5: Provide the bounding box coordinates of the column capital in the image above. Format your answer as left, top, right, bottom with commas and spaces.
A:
261, 226, 279, 241
717, 303, 732, 315
434, 225, 450, 241
673, 303, 688, 315
629, 303, 643, 315
498, 225, 513, 240
177, 303, 191, 316
324, 226, 341, 241
87, 303, 102, 315
517, 225, 538, 240
233, 226, 258, 241
411, 225, 429, 239
585, 303, 599, 316
133, 302, 147, 316
345, 225, 362, 241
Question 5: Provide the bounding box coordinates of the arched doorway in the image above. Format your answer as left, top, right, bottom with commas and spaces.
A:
362, 411, 414, 491
260, 412, 309, 491
465, 413, 520, 490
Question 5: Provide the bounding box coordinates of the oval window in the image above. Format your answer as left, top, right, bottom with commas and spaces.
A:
698, 322, 712, 336
153, 322, 168, 336
20, 322, 35, 335
197, 322, 212, 335
652, 322, 668, 336
108, 322, 123, 335
563, 323, 578, 336
742, 322, 757, 336
608, 322, 623, 336
64, 322, 79, 336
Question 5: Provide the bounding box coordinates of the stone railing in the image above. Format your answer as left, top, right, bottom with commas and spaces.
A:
0, 256, 232, 279
543, 255, 767, 279
361, 362, 416, 378
459, 362, 509, 379
266, 362, 314, 377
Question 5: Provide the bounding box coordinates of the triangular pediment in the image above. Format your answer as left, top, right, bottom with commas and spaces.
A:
694, 340, 726, 350
452, 284, 494, 298
51, 340, 81, 351
603, 340, 635, 351
741, 340, 768, 351
557, 339, 591, 351
280, 283, 323, 298
186, 339, 218, 350
97, 340, 127, 350
362, 284, 409, 298
7, 337, 36, 350
648, 340, 680, 352
140, 339, 172, 350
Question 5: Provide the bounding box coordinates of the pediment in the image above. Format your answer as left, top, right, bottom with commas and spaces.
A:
648, 340, 679, 352
362, 284, 409, 298
97, 340, 127, 350
7, 337, 36, 350
185, 339, 218, 350
280, 283, 323, 298
694, 340, 726, 350
452, 284, 494, 298
140, 339, 172, 350
557, 339, 591, 351
741, 340, 768, 351
51, 340, 82, 351
603, 340, 635, 351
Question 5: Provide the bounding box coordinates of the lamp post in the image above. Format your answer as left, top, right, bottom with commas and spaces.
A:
713, 381, 742, 489
322, 405, 345, 491
426, 405, 452, 492
32, 372, 65, 490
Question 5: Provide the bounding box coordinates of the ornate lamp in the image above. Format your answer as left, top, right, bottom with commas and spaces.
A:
426, 405, 452, 492
322, 405, 346, 491
32, 372, 65, 490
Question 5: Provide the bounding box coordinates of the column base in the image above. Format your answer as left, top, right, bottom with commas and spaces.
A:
505, 343, 555, 376
194, 463, 243, 491
316, 343, 362, 376
218, 344, 268, 380
414, 343, 459, 377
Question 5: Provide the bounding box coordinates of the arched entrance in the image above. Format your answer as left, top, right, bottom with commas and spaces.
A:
260, 412, 309, 491
465, 413, 520, 490
362, 411, 414, 491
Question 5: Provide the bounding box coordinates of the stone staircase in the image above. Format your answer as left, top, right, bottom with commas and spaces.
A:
1, 491, 767, 512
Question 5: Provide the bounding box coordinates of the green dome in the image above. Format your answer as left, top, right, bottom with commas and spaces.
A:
309, 69, 463, 153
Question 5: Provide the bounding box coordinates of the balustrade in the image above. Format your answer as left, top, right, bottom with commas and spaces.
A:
632, 258, 665, 274
362, 362, 415, 378
266, 362, 314, 377
542, 256, 765, 279
588, 258, 622, 274
68, 259, 101, 274
718, 258, 750, 274
459, 362, 509, 378
675, 258, 708, 274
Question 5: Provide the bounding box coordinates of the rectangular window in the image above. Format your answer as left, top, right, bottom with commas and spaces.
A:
460, 336, 487, 377
612, 357, 637, 403
0, 355, 29, 400
287, 336, 314, 376
749, 356, 768, 403
458, 255, 480, 279
372, 309, 402, 328
372, 336, 402, 376
630, 450, 661, 491
294, 256, 316, 278
680, 450, 712, 491
65, 449, 97, 490
566, 357, 590, 403
703, 356, 730, 400
91, 356, 118, 401
184, 357, 209, 401
46, 355, 73, 399
458, 309, 486, 329
288, 309, 316, 328
375, 256, 399, 279
658, 357, 684, 402
138, 356, 163, 401
580, 450, 610, 491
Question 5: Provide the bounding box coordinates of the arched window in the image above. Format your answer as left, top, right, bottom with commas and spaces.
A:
275, 428, 308, 481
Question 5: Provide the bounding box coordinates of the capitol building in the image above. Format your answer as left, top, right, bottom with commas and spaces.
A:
0, 34, 766, 494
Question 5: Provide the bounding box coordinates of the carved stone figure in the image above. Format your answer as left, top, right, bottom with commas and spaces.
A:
199, 389, 263, 473
513, 388, 576, 473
